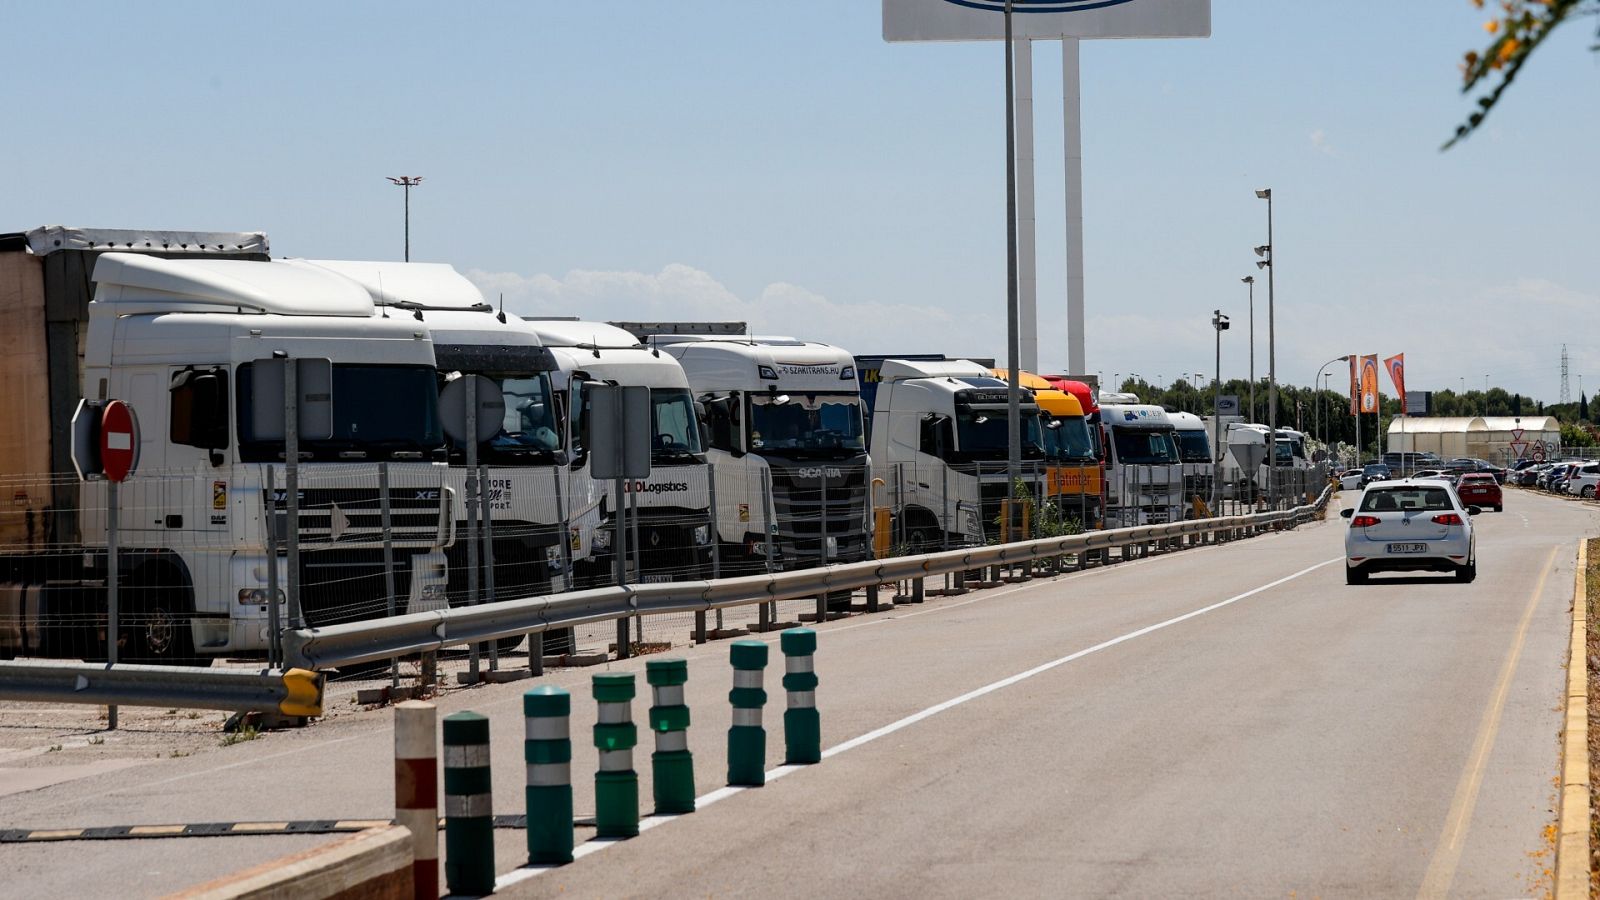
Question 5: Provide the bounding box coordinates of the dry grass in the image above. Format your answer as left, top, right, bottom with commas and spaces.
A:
1584, 537, 1600, 894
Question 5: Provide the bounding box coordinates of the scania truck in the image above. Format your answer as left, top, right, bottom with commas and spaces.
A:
860, 358, 1045, 550
291, 260, 569, 618
519, 319, 712, 585
1099, 402, 1184, 526
0, 227, 452, 662
613, 323, 872, 577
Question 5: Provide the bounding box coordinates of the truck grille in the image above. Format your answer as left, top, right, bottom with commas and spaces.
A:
265, 487, 443, 548
768, 461, 870, 566
445, 519, 560, 605
298, 549, 417, 628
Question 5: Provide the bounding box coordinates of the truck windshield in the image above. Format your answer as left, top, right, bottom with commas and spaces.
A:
237, 363, 443, 461
954, 408, 1044, 460
1111, 428, 1179, 465
1043, 416, 1096, 462
748, 394, 866, 456
478, 373, 561, 463
651, 388, 704, 462
1174, 430, 1212, 463
1275, 440, 1296, 465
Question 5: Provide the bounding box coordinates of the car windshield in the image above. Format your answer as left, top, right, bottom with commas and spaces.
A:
1363, 465, 1389, 475
1359, 487, 1456, 512
651, 388, 704, 462
748, 394, 866, 457
1042, 415, 1097, 462
1174, 430, 1212, 463
1111, 427, 1180, 465
237, 363, 443, 461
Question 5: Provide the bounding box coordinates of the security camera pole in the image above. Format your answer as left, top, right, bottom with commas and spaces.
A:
1255, 188, 1275, 505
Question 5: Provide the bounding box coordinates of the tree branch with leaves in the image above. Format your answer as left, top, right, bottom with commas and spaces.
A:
1446, 0, 1599, 149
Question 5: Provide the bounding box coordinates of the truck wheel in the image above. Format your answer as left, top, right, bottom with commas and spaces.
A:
125, 569, 201, 665
907, 527, 939, 555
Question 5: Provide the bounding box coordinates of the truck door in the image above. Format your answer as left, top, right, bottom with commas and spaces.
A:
165, 366, 232, 539
116, 370, 168, 536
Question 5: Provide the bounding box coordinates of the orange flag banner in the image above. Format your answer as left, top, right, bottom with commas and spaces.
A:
1384, 354, 1407, 415
1360, 355, 1380, 414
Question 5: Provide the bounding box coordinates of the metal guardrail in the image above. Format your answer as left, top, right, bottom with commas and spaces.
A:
284, 487, 1332, 670
0, 660, 324, 716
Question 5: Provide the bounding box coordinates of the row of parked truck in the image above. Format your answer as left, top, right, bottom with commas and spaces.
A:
0, 225, 1313, 663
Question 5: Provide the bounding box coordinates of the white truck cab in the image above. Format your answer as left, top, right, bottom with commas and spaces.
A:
867, 358, 1044, 550
617, 326, 871, 576
519, 319, 712, 584
292, 260, 569, 606
1168, 411, 1213, 509
1099, 403, 1184, 526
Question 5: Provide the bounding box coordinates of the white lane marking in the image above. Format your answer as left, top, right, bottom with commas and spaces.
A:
494, 554, 1342, 892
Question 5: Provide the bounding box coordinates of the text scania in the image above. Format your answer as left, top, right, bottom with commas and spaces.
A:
624, 481, 690, 494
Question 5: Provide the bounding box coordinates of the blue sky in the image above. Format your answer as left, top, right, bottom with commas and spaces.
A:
4, 2, 1596, 403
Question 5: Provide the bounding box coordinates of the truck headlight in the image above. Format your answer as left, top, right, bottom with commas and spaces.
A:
693, 524, 711, 546
593, 528, 612, 551
237, 588, 284, 606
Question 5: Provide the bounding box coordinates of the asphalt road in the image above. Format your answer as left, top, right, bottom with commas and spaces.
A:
1, 487, 1592, 898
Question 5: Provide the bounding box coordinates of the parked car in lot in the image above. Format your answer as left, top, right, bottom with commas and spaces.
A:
1472, 459, 1508, 484
1565, 462, 1600, 499
1338, 468, 1365, 491
1456, 472, 1503, 511
1342, 480, 1479, 584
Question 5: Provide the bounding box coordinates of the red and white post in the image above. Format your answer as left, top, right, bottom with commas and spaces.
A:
395, 700, 439, 899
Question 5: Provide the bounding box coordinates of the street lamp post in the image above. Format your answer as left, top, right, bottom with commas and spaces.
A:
387, 176, 424, 261
1316, 355, 1353, 453
1241, 276, 1255, 421
1003, 0, 1022, 503
1255, 188, 1276, 505
1212, 310, 1229, 509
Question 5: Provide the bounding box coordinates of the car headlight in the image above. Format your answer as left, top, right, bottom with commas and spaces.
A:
593, 528, 612, 551
237, 588, 285, 606
693, 524, 711, 545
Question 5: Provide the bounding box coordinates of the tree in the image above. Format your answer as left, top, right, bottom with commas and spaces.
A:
1448, 0, 1600, 148
1583, 391, 1591, 422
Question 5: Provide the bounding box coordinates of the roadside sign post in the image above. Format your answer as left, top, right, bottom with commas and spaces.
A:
589, 385, 651, 660
100, 399, 140, 731
439, 373, 505, 681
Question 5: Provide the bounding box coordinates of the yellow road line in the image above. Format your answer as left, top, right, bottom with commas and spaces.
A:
1416, 544, 1558, 900
1556, 539, 1590, 900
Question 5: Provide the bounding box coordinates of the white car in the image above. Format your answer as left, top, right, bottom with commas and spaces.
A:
1566, 462, 1600, 498
1342, 479, 1478, 585
1337, 468, 1364, 491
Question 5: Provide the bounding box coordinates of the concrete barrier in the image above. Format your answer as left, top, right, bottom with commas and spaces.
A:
166, 825, 412, 900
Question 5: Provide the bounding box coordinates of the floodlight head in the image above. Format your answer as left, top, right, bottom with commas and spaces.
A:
1241, 276, 1254, 285
1256, 260, 1270, 270
1255, 188, 1271, 199
1253, 245, 1270, 258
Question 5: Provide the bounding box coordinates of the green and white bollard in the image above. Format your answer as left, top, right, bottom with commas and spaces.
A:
592, 672, 639, 838
727, 640, 768, 786
524, 686, 574, 865
780, 629, 820, 765
646, 657, 695, 814
443, 711, 494, 896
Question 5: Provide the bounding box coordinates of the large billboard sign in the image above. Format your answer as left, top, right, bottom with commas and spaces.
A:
883, 0, 1211, 42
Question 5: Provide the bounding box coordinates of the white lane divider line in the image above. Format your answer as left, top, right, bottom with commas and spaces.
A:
494, 554, 1342, 892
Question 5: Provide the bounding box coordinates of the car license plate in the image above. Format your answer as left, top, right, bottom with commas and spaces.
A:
642, 574, 675, 584
1387, 543, 1428, 554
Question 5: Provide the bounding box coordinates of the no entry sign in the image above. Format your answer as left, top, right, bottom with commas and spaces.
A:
100, 400, 140, 483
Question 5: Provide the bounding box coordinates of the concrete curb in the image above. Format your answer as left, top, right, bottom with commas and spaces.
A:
165, 825, 413, 900
1556, 539, 1591, 900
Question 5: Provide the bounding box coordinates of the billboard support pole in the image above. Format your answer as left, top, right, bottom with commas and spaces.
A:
1015, 36, 1037, 374
1063, 37, 1086, 376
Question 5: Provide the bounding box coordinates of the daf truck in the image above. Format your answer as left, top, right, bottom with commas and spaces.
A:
0, 228, 452, 662
612, 323, 872, 578
519, 319, 712, 585
993, 370, 1101, 527
860, 358, 1045, 550
1099, 403, 1184, 526
291, 260, 569, 616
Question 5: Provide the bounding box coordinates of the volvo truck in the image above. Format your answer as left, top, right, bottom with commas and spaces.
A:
860, 358, 1044, 550
1099, 403, 1184, 526
519, 319, 712, 585
291, 260, 569, 616
0, 228, 451, 662
613, 323, 872, 578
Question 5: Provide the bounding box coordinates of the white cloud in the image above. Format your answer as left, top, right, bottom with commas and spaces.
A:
1309, 128, 1337, 157
467, 264, 1006, 359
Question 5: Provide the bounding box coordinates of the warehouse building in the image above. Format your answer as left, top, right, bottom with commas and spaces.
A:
1385, 415, 1560, 463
